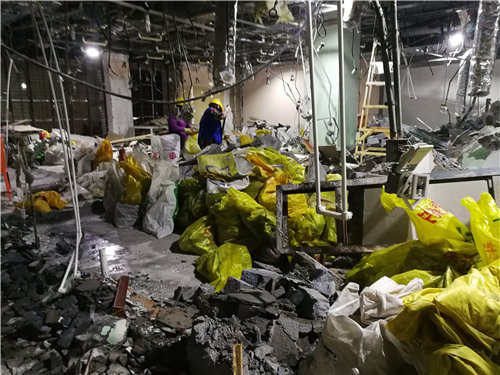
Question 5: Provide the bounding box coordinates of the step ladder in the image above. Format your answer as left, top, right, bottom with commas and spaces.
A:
355, 41, 393, 163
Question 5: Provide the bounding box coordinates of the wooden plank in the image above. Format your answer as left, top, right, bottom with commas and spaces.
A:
112, 276, 129, 318
233, 344, 243, 375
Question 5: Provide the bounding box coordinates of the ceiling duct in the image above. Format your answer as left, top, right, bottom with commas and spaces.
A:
213, 1, 238, 87
454, 50, 472, 117
467, 0, 500, 97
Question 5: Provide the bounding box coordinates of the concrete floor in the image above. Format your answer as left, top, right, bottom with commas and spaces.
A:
3, 200, 201, 301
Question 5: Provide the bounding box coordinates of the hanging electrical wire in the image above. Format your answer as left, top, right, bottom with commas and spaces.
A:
3, 6, 307, 108
33, 4, 83, 289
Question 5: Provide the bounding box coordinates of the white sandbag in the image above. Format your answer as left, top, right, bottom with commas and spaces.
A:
44, 144, 65, 166
142, 182, 176, 238
151, 134, 181, 162
299, 277, 422, 375
103, 163, 124, 221
77, 169, 109, 199
360, 277, 423, 324
142, 160, 178, 238
328, 282, 360, 317
114, 202, 140, 228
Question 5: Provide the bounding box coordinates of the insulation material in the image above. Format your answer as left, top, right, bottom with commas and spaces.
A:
213, 1, 238, 86
467, 0, 500, 97
343, 1, 365, 31
454, 51, 472, 117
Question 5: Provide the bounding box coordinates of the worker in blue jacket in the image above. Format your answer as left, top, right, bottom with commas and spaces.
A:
198, 99, 225, 149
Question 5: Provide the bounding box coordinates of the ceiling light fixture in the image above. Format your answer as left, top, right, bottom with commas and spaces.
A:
84, 46, 101, 59
448, 32, 463, 48
20, 82, 27, 90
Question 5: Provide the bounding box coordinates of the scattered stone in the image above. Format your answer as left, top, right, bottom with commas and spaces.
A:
45, 310, 62, 326
223, 276, 254, 293
174, 286, 198, 303
107, 363, 131, 374
241, 269, 282, 288
268, 323, 299, 366
75, 278, 101, 292
57, 327, 75, 348
156, 306, 196, 331
297, 287, 330, 320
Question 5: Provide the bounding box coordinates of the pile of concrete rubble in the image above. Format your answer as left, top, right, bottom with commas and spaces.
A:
1, 214, 360, 374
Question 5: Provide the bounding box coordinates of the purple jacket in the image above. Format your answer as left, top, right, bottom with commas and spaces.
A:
168, 114, 192, 142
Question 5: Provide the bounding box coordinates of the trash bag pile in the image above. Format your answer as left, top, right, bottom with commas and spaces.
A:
302, 191, 500, 375
177, 147, 342, 254
307, 190, 500, 375
173, 144, 346, 290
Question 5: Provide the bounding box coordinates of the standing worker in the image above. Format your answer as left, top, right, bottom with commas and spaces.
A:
168, 97, 193, 144
198, 99, 225, 149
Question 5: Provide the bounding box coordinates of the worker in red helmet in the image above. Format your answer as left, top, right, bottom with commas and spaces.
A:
198, 99, 225, 149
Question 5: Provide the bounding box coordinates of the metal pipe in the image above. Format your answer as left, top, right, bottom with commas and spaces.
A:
390, 0, 402, 137
32, 6, 81, 290
112, 1, 215, 33
99, 248, 109, 279
38, 4, 83, 278
38, 3, 82, 277
306, 0, 352, 222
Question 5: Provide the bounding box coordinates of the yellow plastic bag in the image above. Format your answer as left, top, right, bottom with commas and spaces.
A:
239, 134, 254, 146
246, 147, 305, 183
288, 208, 327, 247
95, 139, 113, 164
390, 266, 459, 288
462, 192, 500, 265
17, 191, 68, 213
210, 193, 252, 245
255, 129, 271, 136
381, 189, 473, 249
427, 344, 500, 375
195, 243, 252, 291
118, 156, 152, 205
346, 240, 477, 287
245, 153, 275, 180
122, 175, 142, 205
176, 178, 207, 230
227, 188, 277, 241
184, 134, 201, 155
258, 169, 308, 217
179, 216, 218, 255
197, 152, 241, 180
386, 260, 500, 375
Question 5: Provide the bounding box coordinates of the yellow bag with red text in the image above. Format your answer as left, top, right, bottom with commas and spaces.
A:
462, 192, 500, 265
380, 189, 473, 249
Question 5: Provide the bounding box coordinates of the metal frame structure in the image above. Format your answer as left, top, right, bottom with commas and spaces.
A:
276, 168, 500, 255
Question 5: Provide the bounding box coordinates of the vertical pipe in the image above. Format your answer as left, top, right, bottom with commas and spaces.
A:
306, 0, 322, 209
99, 248, 109, 279
307, 0, 352, 222
25, 63, 36, 128
84, 63, 93, 136
337, 0, 349, 220
390, 0, 402, 137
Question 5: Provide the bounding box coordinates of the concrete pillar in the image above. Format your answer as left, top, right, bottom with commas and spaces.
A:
102, 52, 134, 137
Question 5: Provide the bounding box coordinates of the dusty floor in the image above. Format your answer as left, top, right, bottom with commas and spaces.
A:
2, 200, 201, 300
